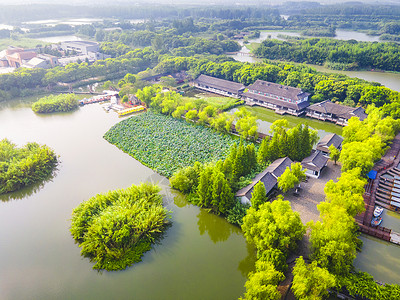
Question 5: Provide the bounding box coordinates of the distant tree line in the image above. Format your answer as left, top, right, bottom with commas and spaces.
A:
254, 38, 400, 72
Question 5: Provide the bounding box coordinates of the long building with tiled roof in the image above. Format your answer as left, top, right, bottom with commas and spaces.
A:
194, 74, 245, 98
243, 80, 310, 116
306, 100, 367, 126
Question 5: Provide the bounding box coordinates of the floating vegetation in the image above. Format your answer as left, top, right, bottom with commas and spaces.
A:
70, 183, 170, 271
104, 111, 240, 177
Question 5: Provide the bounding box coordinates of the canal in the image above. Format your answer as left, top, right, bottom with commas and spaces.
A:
0, 97, 254, 300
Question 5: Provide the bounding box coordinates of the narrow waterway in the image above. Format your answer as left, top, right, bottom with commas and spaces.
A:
0, 98, 254, 300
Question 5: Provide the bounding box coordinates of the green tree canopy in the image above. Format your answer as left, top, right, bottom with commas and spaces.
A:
292, 256, 336, 300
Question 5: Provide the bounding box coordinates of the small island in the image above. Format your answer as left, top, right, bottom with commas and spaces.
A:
32, 94, 78, 113
70, 183, 170, 271
0, 139, 58, 194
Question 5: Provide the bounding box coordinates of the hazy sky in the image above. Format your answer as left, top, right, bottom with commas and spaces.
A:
0, 0, 397, 5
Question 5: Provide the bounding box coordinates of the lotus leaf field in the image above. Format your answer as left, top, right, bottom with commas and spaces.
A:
104, 112, 241, 177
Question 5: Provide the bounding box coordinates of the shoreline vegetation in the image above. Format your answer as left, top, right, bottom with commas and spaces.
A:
32, 93, 78, 113
0, 139, 58, 195
70, 183, 170, 271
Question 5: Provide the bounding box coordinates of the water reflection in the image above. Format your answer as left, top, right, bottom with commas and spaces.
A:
238, 242, 257, 277
0, 169, 57, 202
197, 209, 241, 243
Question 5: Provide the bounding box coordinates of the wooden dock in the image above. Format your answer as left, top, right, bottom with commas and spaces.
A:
356, 132, 400, 244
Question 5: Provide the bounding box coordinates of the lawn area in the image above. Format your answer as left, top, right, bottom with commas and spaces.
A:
104, 111, 241, 177
182, 89, 243, 111
0, 37, 48, 51
246, 43, 260, 51
231, 105, 343, 138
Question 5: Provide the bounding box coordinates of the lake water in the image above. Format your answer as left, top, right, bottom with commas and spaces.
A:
37, 35, 83, 43
0, 98, 253, 300
250, 29, 380, 43
23, 18, 103, 26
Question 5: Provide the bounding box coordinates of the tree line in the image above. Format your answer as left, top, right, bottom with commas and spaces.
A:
136, 86, 257, 140
254, 38, 400, 72
154, 55, 400, 109
290, 108, 400, 299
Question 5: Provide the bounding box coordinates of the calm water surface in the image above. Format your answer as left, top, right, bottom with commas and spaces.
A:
0, 98, 253, 300
38, 35, 83, 43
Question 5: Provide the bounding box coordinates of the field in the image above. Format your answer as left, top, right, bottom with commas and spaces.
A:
181, 90, 243, 111
0, 37, 48, 51
104, 111, 240, 177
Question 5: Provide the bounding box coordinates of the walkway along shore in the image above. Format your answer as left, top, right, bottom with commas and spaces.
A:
356, 132, 400, 245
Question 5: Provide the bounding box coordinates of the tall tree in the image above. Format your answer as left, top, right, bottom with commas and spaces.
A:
197, 165, 213, 207
292, 256, 336, 300
241, 261, 284, 300
329, 145, 340, 165
257, 138, 270, 165
251, 181, 267, 209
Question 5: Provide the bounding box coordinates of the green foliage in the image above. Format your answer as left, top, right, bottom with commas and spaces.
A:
254, 37, 400, 72
328, 145, 340, 164
70, 183, 170, 271
308, 205, 360, 276
250, 181, 267, 209
321, 168, 366, 217
240, 261, 284, 300
242, 197, 305, 258
226, 200, 249, 226
234, 107, 258, 141
277, 162, 306, 193
0, 139, 58, 194
340, 108, 400, 174
258, 121, 318, 165
170, 162, 203, 194
104, 111, 239, 177
337, 272, 400, 300
292, 256, 336, 300
32, 94, 78, 113
153, 56, 400, 113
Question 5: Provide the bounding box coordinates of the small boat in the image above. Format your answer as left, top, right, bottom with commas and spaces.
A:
374, 206, 384, 217
371, 216, 382, 227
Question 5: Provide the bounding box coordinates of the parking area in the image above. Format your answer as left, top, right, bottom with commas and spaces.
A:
283, 160, 342, 225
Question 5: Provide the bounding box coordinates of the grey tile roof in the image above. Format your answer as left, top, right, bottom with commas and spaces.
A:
244, 92, 310, 111
307, 100, 367, 121
248, 80, 310, 101
236, 172, 277, 198
301, 150, 329, 172
316, 133, 343, 152
235, 157, 293, 199
194, 74, 245, 94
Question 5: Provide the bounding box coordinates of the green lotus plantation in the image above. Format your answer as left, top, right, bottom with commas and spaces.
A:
0, 138, 58, 194
70, 183, 170, 271
104, 111, 242, 177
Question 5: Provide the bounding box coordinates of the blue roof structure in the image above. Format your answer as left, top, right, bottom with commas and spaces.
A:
367, 170, 377, 179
